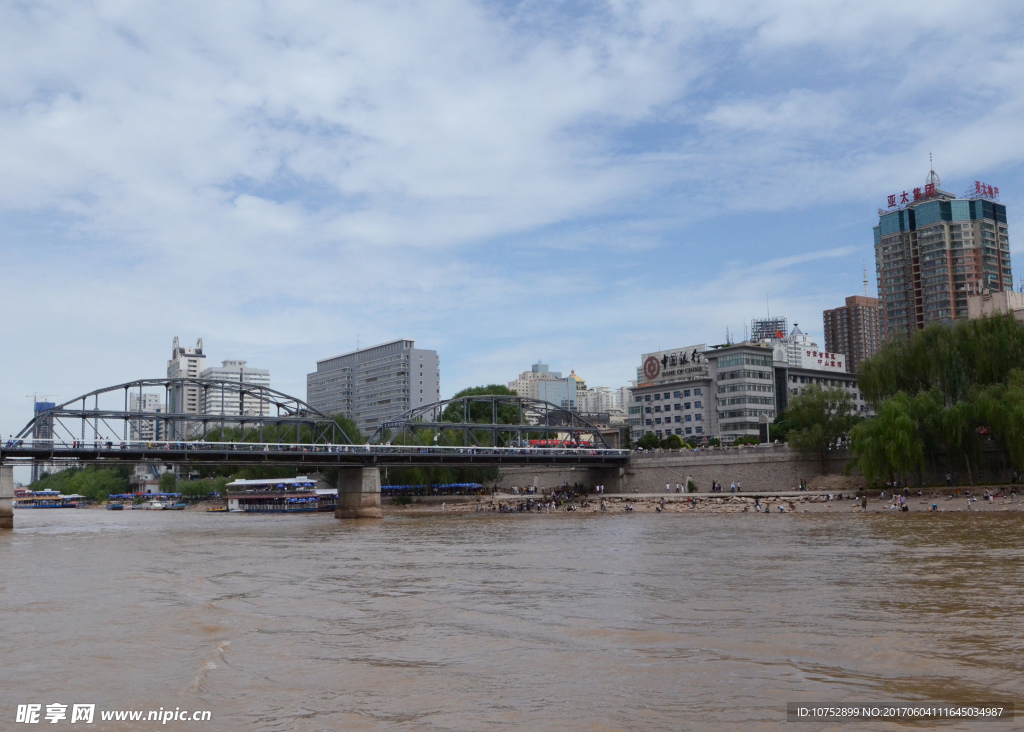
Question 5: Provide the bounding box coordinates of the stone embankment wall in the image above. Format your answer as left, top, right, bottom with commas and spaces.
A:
493, 445, 1017, 493
495, 446, 853, 493
625, 447, 851, 493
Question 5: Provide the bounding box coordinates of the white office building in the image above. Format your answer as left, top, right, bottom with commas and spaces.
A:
307, 339, 440, 436
167, 337, 207, 438
129, 393, 164, 441
630, 340, 868, 444
508, 362, 577, 410
200, 360, 272, 417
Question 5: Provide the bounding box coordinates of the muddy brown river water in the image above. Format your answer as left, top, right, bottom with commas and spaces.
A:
1, 509, 1020, 730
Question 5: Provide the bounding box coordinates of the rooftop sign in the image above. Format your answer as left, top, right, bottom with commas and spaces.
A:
885, 182, 938, 210
639, 345, 708, 384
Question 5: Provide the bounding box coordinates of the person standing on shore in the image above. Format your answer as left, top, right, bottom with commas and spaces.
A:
861, 494, 868, 511
730, 482, 736, 493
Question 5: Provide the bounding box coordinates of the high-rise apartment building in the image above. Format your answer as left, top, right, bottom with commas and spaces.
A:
307, 339, 440, 436
167, 337, 206, 437
874, 169, 1011, 340
200, 360, 272, 417
823, 296, 881, 374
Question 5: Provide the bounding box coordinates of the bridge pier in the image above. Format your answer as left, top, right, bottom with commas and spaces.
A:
588, 466, 627, 494
1, 465, 13, 529
335, 467, 383, 519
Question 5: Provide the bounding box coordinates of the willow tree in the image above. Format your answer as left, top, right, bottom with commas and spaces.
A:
975, 370, 1024, 472
781, 384, 858, 470
859, 315, 1024, 405
850, 392, 924, 485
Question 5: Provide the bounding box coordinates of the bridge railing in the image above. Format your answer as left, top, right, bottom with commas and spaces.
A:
2, 437, 629, 458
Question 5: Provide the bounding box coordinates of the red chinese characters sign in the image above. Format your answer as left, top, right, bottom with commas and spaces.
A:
974, 181, 999, 200
886, 183, 938, 209
806, 350, 843, 370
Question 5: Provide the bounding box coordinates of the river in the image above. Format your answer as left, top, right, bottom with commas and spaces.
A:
1, 510, 1021, 730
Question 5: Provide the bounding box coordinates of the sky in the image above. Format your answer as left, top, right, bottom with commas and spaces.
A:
2, 0, 1024, 439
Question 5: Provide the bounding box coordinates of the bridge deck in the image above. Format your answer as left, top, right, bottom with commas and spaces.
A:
1, 441, 629, 468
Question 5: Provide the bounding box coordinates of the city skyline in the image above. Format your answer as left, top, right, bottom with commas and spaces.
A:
2, 2, 1024, 439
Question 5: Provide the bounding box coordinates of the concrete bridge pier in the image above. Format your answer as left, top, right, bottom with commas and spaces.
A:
1, 465, 13, 529
335, 467, 383, 519
588, 466, 627, 494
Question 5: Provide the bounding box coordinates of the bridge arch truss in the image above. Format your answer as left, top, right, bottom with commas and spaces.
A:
369, 395, 610, 449
17, 378, 354, 445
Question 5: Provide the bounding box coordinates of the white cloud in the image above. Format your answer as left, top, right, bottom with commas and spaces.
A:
1, 1, 1024, 437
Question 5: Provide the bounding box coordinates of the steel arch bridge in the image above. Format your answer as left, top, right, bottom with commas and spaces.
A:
17, 378, 354, 445
370, 395, 611, 449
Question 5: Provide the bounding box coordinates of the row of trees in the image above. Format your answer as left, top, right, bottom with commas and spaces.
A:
771, 314, 1024, 485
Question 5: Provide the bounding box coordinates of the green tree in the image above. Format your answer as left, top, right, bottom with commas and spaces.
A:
975, 370, 1024, 471
441, 385, 520, 424
851, 392, 925, 485
783, 384, 858, 469
660, 434, 684, 450
31, 466, 131, 502
637, 432, 660, 450
159, 472, 177, 493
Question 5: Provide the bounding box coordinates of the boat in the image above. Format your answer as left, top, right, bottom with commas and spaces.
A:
142, 500, 168, 510
165, 503, 187, 511
206, 507, 228, 513
14, 492, 87, 509
106, 503, 125, 511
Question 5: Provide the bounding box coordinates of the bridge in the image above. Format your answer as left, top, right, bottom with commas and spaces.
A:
1, 382, 628, 526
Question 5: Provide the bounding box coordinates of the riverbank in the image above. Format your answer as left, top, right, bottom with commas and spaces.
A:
384, 489, 1023, 515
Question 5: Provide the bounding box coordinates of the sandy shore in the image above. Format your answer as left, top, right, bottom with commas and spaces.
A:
386, 489, 1024, 515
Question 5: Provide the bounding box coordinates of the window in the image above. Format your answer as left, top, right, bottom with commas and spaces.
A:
663, 392, 670, 399
645, 407, 651, 414
635, 396, 642, 403
655, 418, 662, 424
654, 405, 661, 412
694, 401, 702, 408
717, 352, 772, 368
674, 416, 681, 423
685, 415, 692, 422
654, 394, 660, 401
695, 426, 703, 434
645, 395, 651, 402
675, 428, 682, 435
645, 419, 652, 426
685, 427, 692, 435
684, 389, 691, 397
673, 391, 681, 398
656, 430, 663, 437
674, 403, 681, 411
694, 388, 702, 396
684, 402, 691, 409
695, 414, 702, 421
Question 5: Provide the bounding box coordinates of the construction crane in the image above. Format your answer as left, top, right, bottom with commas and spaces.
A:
26, 393, 58, 405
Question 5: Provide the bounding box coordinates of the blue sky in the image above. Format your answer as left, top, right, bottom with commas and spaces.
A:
2, 0, 1024, 438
